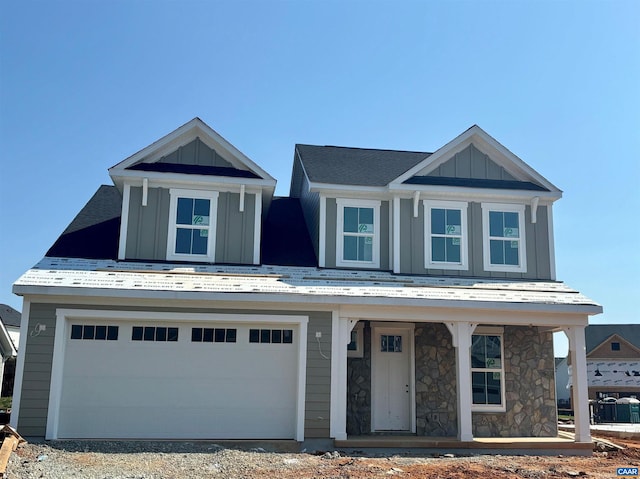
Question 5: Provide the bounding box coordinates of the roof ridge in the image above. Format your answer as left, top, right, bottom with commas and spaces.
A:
296, 143, 432, 155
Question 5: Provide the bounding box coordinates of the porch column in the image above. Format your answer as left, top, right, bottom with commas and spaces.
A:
330, 315, 357, 440
446, 322, 477, 441
565, 325, 591, 443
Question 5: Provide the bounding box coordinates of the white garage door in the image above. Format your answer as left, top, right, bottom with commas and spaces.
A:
56, 320, 300, 439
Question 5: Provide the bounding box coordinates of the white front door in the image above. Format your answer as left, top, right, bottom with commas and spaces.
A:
372, 324, 414, 431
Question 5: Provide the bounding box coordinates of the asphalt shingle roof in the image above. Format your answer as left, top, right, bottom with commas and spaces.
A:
295, 144, 430, 187
0, 304, 20, 327
586, 324, 640, 354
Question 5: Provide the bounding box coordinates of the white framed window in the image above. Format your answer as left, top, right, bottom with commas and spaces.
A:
167, 188, 219, 262
336, 199, 380, 268
471, 327, 505, 412
424, 200, 468, 270
481, 203, 527, 273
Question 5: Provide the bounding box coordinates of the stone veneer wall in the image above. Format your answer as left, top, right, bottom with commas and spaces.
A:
346, 322, 371, 435
415, 323, 458, 436
346, 322, 557, 438
472, 326, 558, 437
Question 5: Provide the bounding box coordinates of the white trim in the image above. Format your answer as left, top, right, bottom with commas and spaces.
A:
253, 190, 262, 264
388, 201, 393, 271
46, 309, 308, 441
166, 188, 219, 262
412, 190, 420, 218
329, 311, 340, 438
239, 184, 245, 212
319, 195, 326, 267
481, 202, 527, 273
371, 322, 416, 433
470, 326, 506, 413
117, 183, 131, 260
565, 326, 591, 443
390, 183, 560, 202
530, 196, 539, 223
142, 178, 148, 207
393, 196, 401, 273
423, 200, 469, 271
9, 300, 30, 429
347, 321, 364, 358
335, 198, 381, 269
547, 204, 557, 280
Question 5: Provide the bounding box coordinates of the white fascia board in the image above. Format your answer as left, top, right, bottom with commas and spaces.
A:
13, 285, 604, 316
308, 182, 389, 197
389, 125, 562, 194
0, 320, 16, 358
109, 118, 276, 182
390, 183, 561, 202
114, 172, 275, 192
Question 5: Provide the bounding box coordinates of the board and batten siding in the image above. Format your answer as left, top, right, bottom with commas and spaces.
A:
125, 188, 256, 265
16, 303, 332, 439
419, 143, 517, 180
323, 198, 390, 270
399, 199, 552, 279
298, 172, 321, 263
156, 138, 234, 168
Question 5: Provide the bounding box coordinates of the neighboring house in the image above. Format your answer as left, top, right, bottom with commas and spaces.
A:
11, 118, 601, 448
555, 357, 571, 408
0, 305, 19, 397
584, 324, 640, 401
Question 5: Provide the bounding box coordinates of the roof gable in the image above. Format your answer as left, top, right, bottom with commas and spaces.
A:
390, 125, 561, 196
0, 304, 20, 328
109, 118, 275, 188
588, 333, 640, 359
586, 325, 640, 355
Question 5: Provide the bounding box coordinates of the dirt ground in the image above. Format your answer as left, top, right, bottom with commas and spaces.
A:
7, 432, 640, 479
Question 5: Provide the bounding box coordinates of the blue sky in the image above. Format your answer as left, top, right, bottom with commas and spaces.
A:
1, 0, 638, 356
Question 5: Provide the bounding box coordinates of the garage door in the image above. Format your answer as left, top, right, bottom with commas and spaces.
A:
56, 320, 300, 439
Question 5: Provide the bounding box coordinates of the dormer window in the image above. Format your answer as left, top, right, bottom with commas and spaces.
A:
424, 200, 468, 270
481, 203, 527, 273
167, 188, 219, 262
336, 199, 380, 268
612, 342, 621, 351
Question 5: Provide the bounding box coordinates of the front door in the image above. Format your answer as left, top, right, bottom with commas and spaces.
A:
372, 324, 413, 431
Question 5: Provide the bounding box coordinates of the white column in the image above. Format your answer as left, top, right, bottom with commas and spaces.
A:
393, 196, 401, 273
330, 314, 354, 440
446, 322, 477, 441
565, 325, 591, 443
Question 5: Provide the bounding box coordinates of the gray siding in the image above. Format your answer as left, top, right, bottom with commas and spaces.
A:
215, 192, 256, 264
399, 199, 552, 280
157, 138, 234, 168
424, 144, 516, 180
324, 198, 390, 270
299, 173, 320, 262
125, 187, 170, 261
17, 303, 331, 439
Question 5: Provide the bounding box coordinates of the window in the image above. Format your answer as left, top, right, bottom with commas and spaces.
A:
424, 200, 468, 270
70, 325, 119, 341
481, 203, 527, 272
381, 334, 402, 352
336, 199, 381, 268
471, 328, 505, 411
191, 328, 237, 343
167, 189, 219, 262
249, 328, 293, 344
132, 326, 179, 342
612, 342, 621, 351
347, 322, 364, 358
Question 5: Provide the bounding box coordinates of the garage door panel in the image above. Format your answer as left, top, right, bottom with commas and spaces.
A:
58, 320, 300, 439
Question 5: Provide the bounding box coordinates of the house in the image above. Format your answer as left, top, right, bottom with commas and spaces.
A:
584, 324, 640, 401
555, 357, 571, 408
0, 305, 18, 397
11, 118, 601, 450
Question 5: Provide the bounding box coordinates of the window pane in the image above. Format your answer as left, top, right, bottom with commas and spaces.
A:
176, 228, 192, 254
193, 199, 210, 226
358, 236, 373, 262
156, 327, 167, 342
472, 372, 487, 404
490, 239, 504, 265
261, 329, 271, 343
83, 325, 95, 340
381, 335, 388, 352
504, 212, 519, 231
249, 329, 259, 343
71, 325, 82, 339
107, 326, 119, 341
177, 198, 193, 225
167, 328, 179, 342
504, 241, 519, 265
132, 327, 143, 341
272, 329, 282, 343
143, 327, 155, 341
489, 211, 503, 237
445, 238, 461, 263
192, 229, 208, 255
446, 209, 461, 230
226, 329, 237, 343
283, 329, 293, 343
214, 328, 225, 343
485, 336, 502, 364
359, 208, 374, 233
393, 335, 402, 352
344, 207, 359, 233
487, 372, 501, 404
191, 328, 203, 342
471, 335, 486, 368
95, 325, 107, 340
432, 237, 445, 262
203, 328, 214, 342
344, 236, 358, 261
431, 208, 445, 235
